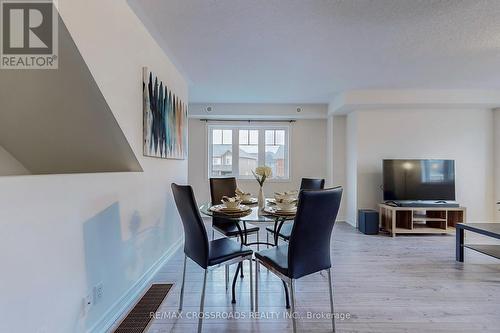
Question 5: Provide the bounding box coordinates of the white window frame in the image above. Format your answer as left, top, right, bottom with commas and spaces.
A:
207, 124, 290, 181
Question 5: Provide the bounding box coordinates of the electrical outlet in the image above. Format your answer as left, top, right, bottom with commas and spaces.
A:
93, 282, 104, 303
82, 294, 92, 316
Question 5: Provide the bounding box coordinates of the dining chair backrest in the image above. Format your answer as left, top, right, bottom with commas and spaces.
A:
287, 186, 343, 279
300, 178, 325, 190
210, 177, 237, 205
171, 183, 209, 269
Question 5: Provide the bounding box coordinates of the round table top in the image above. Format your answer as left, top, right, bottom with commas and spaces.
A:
199, 200, 295, 223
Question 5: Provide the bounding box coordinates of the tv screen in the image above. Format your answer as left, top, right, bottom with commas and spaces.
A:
383, 159, 455, 201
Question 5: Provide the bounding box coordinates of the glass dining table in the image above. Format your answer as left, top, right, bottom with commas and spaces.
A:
199, 200, 295, 307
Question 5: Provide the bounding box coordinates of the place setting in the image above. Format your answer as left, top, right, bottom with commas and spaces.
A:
264, 190, 298, 216
209, 195, 252, 218
266, 190, 298, 205
235, 188, 258, 205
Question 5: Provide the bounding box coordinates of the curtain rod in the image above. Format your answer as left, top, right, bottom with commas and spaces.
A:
199, 119, 296, 123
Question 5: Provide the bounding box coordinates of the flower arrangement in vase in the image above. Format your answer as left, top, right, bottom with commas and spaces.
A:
252, 166, 272, 210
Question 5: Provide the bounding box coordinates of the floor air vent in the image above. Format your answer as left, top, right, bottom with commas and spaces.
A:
114, 283, 172, 333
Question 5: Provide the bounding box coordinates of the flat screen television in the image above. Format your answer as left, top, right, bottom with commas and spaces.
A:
383, 159, 455, 201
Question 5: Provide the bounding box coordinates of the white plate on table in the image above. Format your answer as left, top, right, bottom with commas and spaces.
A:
267, 198, 297, 205
210, 204, 250, 213
264, 206, 297, 216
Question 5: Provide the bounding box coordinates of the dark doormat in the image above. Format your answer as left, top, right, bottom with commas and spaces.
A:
114, 283, 173, 333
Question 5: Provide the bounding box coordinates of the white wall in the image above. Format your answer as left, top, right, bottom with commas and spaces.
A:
326, 116, 334, 186
326, 115, 347, 220
345, 112, 358, 225
345, 109, 495, 226
494, 109, 500, 221
188, 117, 327, 203
0, 145, 30, 176
0, 1, 188, 333
333, 116, 347, 220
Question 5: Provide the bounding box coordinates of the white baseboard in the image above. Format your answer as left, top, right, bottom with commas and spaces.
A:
345, 220, 356, 227
88, 236, 184, 333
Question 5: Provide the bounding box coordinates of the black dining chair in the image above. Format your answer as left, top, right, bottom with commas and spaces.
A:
171, 183, 254, 333
210, 177, 260, 286
300, 177, 326, 190
210, 177, 260, 245
255, 186, 342, 333
266, 178, 326, 243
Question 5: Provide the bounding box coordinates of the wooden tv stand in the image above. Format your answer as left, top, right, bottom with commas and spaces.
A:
379, 204, 466, 237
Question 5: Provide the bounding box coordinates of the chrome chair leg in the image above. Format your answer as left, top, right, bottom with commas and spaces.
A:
257, 232, 260, 251
290, 279, 297, 333
198, 269, 208, 333
255, 261, 259, 312
249, 258, 254, 312
266, 232, 269, 248
327, 268, 336, 332
179, 254, 187, 311
225, 265, 229, 291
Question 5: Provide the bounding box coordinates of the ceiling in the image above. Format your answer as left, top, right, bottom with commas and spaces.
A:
131, 0, 500, 103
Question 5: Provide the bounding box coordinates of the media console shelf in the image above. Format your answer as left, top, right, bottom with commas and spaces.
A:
379, 204, 466, 237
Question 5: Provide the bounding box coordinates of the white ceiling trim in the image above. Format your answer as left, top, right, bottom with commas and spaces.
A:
189, 103, 328, 120
329, 89, 500, 114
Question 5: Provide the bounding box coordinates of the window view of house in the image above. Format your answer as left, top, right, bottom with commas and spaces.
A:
209, 126, 289, 179
265, 129, 286, 178
239, 129, 259, 176
211, 129, 232, 176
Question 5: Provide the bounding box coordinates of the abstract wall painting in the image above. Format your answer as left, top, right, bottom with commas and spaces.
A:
143, 67, 188, 159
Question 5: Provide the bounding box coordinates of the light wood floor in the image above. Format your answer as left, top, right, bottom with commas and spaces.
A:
145, 222, 500, 333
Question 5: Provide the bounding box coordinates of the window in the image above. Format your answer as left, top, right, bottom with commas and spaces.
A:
208, 125, 289, 179
265, 129, 286, 178
239, 129, 259, 176
210, 129, 232, 176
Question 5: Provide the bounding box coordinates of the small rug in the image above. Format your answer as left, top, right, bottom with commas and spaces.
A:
114, 283, 173, 333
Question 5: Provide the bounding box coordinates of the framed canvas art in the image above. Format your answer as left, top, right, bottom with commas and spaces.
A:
143, 67, 187, 159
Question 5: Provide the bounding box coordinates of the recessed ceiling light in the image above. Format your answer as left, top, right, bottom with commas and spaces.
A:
296, 107, 302, 113
206, 106, 212, 112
